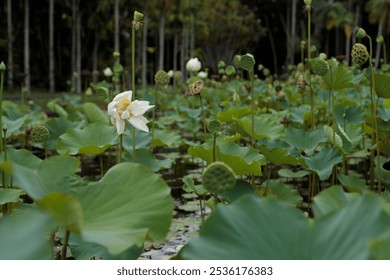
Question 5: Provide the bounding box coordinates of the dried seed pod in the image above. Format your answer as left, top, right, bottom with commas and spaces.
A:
297, 74, 306, 93
185, 80, 204, 96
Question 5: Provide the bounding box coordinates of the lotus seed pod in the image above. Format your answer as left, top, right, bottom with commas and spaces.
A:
233, 55, 241, 67
263, 68, 270, 77
356, 27, 367, 39
203, 162, 236, 193
207, 120, 221, 134
351, 43, 369, 66
185, 80, 204, 96
154, 70, 170, 86
297, 74, 306, 93
313, 59, 329, 76
225, 66, 236, 75
31, 125, 50, 143
304, 0, 312, 5
238, 54, 255, 71
0, 61, 5, 72
133, 11, 144, 22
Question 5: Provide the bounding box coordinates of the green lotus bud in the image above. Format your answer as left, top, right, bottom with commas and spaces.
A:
313, 58, 329, 76
238, 53, 255, 71
31, 125, 50, 143
356, 27, 367, 39
233, 55, 241, 67
0, 61, 5, 72
304, 0, 312, 5
377, 35, 384, 44
3, 123, 8, 133
113, 63, 124, 73
207, 120, 221, 134
113, 51, 120, 59
217, 60, 226, 68
203, 162, 236, 193
154, 70, 170, 87
225, 65, 236, 75
351, 43, 369, 66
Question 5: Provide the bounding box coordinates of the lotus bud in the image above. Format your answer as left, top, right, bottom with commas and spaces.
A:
319, 53, 327, 60
217, 60, 226, 68
197, 71, 208, 79
356, 27, 367, 39
377, 35, 384, 44
167, 70, 174, 78
186, 57, 202, 72
203, 162, 236, 193
3, 123, 8, 133
304, 0, 312, 5
238, 53, 255, 71
0, 61, 5, 72
103, 67, 113, 77
113, 51, 120, 59
225, 66, 235, 76
351, 43, 369, 66
31, 125, 50, 143
207, 120, 221, 134
154, 70, 170, 86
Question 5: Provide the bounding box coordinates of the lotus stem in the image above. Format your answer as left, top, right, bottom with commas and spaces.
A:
199, 94, 207, 143
151, 85, 157, 149
250, 71, 255, 146
61, 230, 70, 260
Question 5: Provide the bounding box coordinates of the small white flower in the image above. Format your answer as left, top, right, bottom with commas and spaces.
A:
107, 90, 154, 135
167, 70, 174, 78
103, 67, 113, 77
197, 71, 207, 79
186, 57, 201, 72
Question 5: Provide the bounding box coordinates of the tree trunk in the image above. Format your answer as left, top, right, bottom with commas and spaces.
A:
76, 0, 81, 94
114, 0, 120, 63
344, 0, 353, 64
173, 32, 178, 86
181, 22, 189, 81
190, 0, 195, 57
49, 0, 55, 93
92, 29, 99, 84
375, 10, 388, 68
266, 17, 278, 74
71, 0, 76, 93
24, 0, 30, 97
7, 0, 13, 91
290, 0, 297, 66
142, 12, 148, 86
158, 14, 166, 70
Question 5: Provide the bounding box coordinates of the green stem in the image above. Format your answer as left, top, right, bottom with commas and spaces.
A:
368, 35, 381, 192
151, 85, 157, 149
383, 43, 387, 65
118, 134, 123, 164
307, 8, 315, 130
199, 94, 207, 143
0, 67, 4, 152
250, 71, 255, 145
132, 127, 136, 162
212, 133, 216, 162
99, 154, 104, 177
2, 129, 8, 216
131, 25, 137, 161
61, 230, 70, 260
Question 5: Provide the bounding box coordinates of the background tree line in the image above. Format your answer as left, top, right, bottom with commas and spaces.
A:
0, 0, 389, 94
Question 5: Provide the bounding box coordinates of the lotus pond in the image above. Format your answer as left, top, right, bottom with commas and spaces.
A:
3, 8, 390, 260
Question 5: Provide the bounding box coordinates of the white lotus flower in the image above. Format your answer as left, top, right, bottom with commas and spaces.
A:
186, 57, 201, 72
167, 70, 174, 78
107, 90, 154, 135
103, 67, 113, 77
197, 71, 207, 79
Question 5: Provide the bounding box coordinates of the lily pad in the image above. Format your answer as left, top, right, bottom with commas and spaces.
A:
284, 127, 326, 155
236, 114, 284, 140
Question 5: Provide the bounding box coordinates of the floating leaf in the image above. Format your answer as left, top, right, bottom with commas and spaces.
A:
304, 148, 342, 181
56, 123, 118, 155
